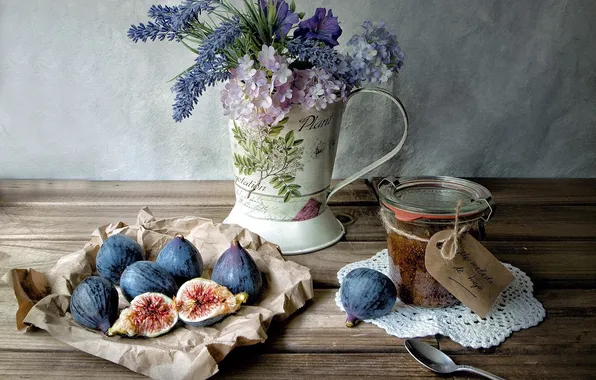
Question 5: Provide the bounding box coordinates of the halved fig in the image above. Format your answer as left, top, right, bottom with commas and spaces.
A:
176, 278, 247, 327
107, 292, 178, 338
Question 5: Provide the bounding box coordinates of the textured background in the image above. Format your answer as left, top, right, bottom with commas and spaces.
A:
0, 0, 594, 180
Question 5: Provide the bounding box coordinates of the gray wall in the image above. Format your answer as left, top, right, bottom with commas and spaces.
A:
0, 0, 594, 180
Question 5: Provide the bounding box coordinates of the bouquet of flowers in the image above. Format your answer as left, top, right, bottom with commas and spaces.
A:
128, 0, 405, 125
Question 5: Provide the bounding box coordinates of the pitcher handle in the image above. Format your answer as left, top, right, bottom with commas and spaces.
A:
327, 87, 409, 201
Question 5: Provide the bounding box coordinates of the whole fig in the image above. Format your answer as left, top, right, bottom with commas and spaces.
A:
340, 268, 397, 327
119, 261, 178, 301
70, 276, 119, 333
96, 234, 144, 285
156, 234, 203, 286
211, 239, 263, 304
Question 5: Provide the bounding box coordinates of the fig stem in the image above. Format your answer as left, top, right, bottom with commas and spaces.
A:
346, 314, 359, 328
175, 234, 185, 240
231, 238, 239, 246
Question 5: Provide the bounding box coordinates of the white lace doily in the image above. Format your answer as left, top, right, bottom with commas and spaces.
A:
335, 249, 546, 349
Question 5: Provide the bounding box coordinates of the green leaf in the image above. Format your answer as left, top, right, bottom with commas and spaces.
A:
290, 0, 296, 12
281, 174, 295, 182
269, 125, 284, 137
293, 139, 304, 146
297, 11, 305, 19
290, 189, 301, 197
288, 184, 301, 190
288, 147, 299, 156
284, 130, 295, 144
284, 192, 292, 203
278, 117, 289, 125
278, 186, 288, 196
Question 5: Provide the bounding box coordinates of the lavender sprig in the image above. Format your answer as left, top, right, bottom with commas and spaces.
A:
172, 57, 231, 122
195, 16, 241, 68
128, 5, 182, 42
173, 0, 217, 31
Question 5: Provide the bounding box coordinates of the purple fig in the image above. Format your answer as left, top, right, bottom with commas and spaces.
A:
340, 268, 397, 327
211, 239, 263, 304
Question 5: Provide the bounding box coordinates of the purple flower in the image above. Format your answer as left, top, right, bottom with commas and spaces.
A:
293, 8, 342, 47
260, 0, 299, 38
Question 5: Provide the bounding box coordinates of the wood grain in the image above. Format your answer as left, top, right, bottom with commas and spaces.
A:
0, 180, 378, 206
3, 240, 595, 289
1, 287, 593, 355
0, 179, 595, 379
2, 203, 595, 244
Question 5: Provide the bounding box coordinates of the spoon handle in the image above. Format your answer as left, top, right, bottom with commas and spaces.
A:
457, 365, 505, 380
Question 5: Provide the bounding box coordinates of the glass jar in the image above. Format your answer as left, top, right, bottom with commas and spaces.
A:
378, 177, 495, 307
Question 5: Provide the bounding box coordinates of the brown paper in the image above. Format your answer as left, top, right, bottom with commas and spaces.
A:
3, 208, 314, 380
2, 268, 50, 330
425, 230, 515, 318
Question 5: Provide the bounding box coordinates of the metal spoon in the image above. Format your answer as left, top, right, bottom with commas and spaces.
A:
405, 339, 505, 380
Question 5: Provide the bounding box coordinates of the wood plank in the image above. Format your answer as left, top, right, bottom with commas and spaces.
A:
214, 352, 445, 379
0, 179, 378, 206
2, 239, 595, 290
289, 240, 596, 289
371, 178, 596, 206
0, 349, 442, 379
448, 354, 595, 380
4, 203, 595, 242
0, 350, 144, 379
0, 287, 437, 354
1, 287, 594, 355
0, 204, 381, 242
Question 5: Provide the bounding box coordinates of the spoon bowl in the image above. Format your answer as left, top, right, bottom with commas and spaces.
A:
404, 339, 505, 380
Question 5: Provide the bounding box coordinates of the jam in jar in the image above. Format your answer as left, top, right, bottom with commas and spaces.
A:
378, 176, 494, 307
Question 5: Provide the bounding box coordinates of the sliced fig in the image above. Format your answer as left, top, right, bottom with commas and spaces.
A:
107, 292, 178, 338
176, 278, 247, 327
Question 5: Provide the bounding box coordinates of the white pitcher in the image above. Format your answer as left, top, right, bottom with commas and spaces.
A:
224, 88, 408, 254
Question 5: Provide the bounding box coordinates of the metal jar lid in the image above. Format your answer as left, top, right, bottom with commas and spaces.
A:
378, 176, 495, 222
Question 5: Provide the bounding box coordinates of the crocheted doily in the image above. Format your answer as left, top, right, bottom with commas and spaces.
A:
335, 249, 546, 348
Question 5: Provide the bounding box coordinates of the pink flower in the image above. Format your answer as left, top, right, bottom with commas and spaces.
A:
257, 45, 281, 71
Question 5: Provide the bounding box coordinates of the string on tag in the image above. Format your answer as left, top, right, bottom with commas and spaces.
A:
439, 200, 470, 260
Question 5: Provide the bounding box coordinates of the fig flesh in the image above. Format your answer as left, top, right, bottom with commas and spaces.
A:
70, 276, 119, 333
211, 239, 263, 304
156, 234, 204, 286
340, 268, 397, 327
96, 234, 144, 285
120, 261, 178, 301
107, 292, 178, 338
176, 278, 247, 327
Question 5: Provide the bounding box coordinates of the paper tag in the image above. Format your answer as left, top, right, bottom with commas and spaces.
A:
425, 230, 515, 318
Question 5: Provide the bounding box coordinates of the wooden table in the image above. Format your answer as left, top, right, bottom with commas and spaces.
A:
1, 179, 595, 379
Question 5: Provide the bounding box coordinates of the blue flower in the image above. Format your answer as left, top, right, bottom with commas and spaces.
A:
287, 38, 359, 89
260, 0, 299, 38
346, 21, 405, 84
293, 8, 342, 47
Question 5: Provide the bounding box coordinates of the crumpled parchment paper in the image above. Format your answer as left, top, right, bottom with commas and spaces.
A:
2, 208, 314, 380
